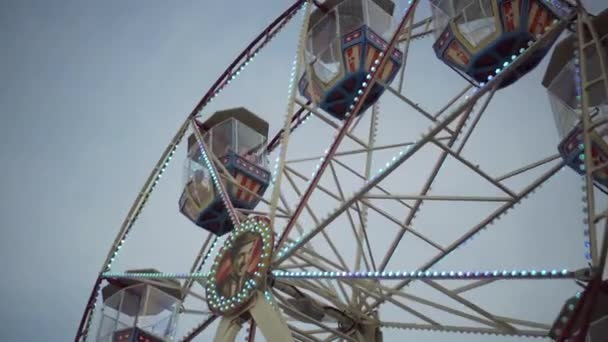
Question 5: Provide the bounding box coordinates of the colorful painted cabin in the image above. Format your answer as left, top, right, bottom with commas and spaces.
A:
542, 9, 608, 186
178, 107, 271, 236
430, 0, 570, 88
97, 269, 182, 342
297, 0, 403, 120
549, 279, 608, 341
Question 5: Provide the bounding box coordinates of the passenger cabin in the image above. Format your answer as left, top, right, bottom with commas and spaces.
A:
97, 269, 182, 342
430, 0, 570, 88
298, 0, 403, 120
542, 9, 608, 185
179, 107, 271, 236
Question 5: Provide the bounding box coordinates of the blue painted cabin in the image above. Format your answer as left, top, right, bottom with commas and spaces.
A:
178, 108, 271, 236
298, 0, 403, 120
430, 0, 570, 88
97, 269, 181, 342
542, 9, 608, 186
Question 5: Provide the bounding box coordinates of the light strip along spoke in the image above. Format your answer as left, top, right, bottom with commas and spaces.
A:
271, 268, 575, 280
381, 322, 548, 338
275, 0, 422, 251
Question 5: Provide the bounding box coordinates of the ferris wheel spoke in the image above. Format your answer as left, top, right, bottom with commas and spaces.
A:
380, 321, 548, 338
331, 159, 414, 210
430, 138, 519, 198
378, 104, 473, 271
433, 85, 475, 120
495, 153, 562, 182
275, 72, 486, 265
276, 0, 423, 252
280, 250, 347, 300
397, 16, 435, 43
372, 283, 500, 328
423, 280, 516, 332
281, 170, 359, 284
368, 14, 566, 280
455, 85, 498, 154
450, 278, 497, 294
575, 8, 608, 269
328, 161, 376, 271
288, 325, 324, 342
380, 82, 457, 136
284, 166, 349, 203
278, 191, 320, 253
296, 100, 369, 148
362, 199, 446, 252
493, 316, 552, 330
182, 233, 215, 292
363, 194, 512, 202
272, 291, 361, 342
350, 280, 441, 325
181, 314, 219, 342
396, 6, 417, 93
289, 252, 353, 306
367, 161, 565, 311
286, 141, 421, 164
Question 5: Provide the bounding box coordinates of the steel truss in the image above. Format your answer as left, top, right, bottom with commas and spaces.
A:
77, 0, 608, 341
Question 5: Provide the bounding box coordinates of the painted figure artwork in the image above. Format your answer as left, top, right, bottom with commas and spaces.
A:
215, 232, 263, 299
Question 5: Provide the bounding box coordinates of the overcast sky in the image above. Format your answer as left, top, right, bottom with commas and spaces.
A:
0, 0, 606, 341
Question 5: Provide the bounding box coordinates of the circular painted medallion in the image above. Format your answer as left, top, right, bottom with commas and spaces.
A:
206, 216, 274, 316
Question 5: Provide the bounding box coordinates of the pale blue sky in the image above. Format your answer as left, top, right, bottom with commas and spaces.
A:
0, 0, 605, 341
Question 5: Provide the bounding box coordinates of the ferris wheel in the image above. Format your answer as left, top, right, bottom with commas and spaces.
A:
76, 0, 608, 341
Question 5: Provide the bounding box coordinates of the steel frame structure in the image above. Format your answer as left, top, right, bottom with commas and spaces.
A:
76, 0, 608, 341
